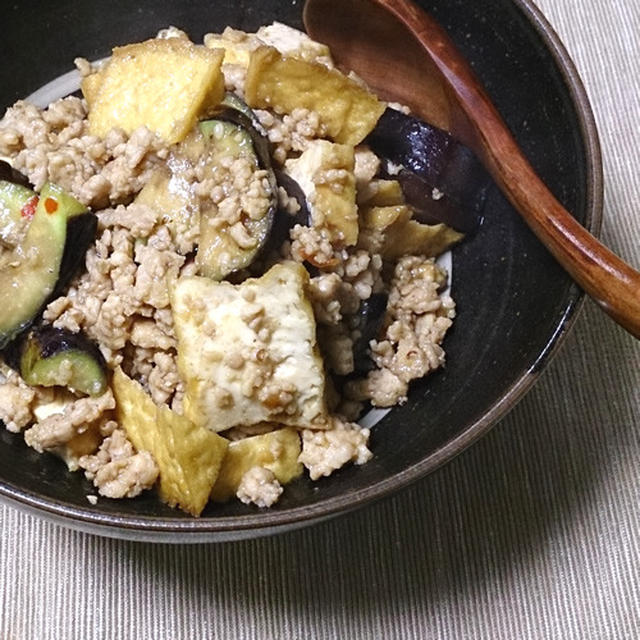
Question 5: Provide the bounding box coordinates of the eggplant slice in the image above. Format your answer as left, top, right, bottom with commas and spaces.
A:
196, 98, 279, 280
19, 325, 107, 397
0, 182, 96, 348
366, 107, 491, 233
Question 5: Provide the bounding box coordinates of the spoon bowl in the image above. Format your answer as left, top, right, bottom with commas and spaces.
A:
304, 0, 640, 339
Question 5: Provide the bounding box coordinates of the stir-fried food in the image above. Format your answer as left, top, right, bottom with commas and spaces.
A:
0, 23, 467, 515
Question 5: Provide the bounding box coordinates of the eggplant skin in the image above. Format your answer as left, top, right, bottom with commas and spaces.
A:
197, 96, 281, 279
19, 325, 108, 396
366, 108, 491, 233
352, 293, 389, 374
390, 167, 482, 234
32, 326, 103, 362
0, 210, 97, 350
208, 95, 314, 270
57, 212, 98, 297
263, 169, 311, 255
0, 175, 97, 350
210, 96, 279, 217
0, 160, 31, 188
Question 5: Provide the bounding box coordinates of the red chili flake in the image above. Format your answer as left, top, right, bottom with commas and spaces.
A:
20, 196, 39, 219
44, 197, 58, 214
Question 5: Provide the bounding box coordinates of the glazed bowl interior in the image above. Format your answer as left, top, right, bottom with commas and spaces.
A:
0, 0, 601, 541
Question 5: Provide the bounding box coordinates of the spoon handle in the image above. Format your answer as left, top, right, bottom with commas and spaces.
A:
377, 0, 640, 339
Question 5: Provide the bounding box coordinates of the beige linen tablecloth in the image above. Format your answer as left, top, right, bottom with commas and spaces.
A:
2, 1, 639, 638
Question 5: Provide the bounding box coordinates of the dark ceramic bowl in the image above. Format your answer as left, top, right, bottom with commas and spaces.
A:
0, 0, 602, 542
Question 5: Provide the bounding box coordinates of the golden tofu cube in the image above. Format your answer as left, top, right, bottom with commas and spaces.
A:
204, 34, 255, 67
245, 46, 385, 145
285, 140, 358, 246
85, 64, 224, 121
363, 204, 463, 258
211, 427, 302, 502
362, 204, 411, 231
88, 38, 224, 144
80, 70, 104, 109
381, 219, 464, 259
201, 72, 227, 117
171, 262, 328, 433
357, 179, 405, 207
112, 367, 228, 516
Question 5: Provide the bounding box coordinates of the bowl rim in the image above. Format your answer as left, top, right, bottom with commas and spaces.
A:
0, 0, 604, 541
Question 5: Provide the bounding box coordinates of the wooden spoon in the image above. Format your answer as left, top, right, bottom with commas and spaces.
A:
303, 0, 640, 339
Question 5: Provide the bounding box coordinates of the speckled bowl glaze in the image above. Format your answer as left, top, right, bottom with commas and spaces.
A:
0, 0, 602, 542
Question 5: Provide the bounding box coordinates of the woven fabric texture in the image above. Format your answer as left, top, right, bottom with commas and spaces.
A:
2, 1, 639, 638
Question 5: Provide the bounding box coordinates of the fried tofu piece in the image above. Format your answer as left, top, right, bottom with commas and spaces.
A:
112, 368, 228, 516
211, 427, 302, 502
363, 204, 464, 258
357, 179, 405, 207
204, 33, 256, 67
382, 219, 464, 259
171, 262, 328, 433
285, 140, 358, 246
245, 46, 384, 145
256, 23, 332, 63
204, 23, 331, 67
80, 70, 104, 109
84, 63, 224, 119
88, 38, 224, 144
201, 72, 227, 116
362, 204, 411, 231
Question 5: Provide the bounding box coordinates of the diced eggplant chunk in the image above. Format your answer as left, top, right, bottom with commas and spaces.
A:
199, 118, 254, 157
366, 108, 491, 233
211, 105, 277, 190
0, 183, 96, 348
351, 293, 388, 374
195, 98, 279, 280
388, 166, 481, 234
19, 326, 107, 396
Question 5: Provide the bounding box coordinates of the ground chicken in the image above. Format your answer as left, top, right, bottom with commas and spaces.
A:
24, 390, 115, 453
236, 466, 283, 508
347, 255, 455, 407
353, 145, 380, 191
289, 224, 342, 268
0, 371, 37, 433
254, 108, 326, 165
298, 417, 372, 480
79, 429, 158, 499
0, 98, 167, 209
